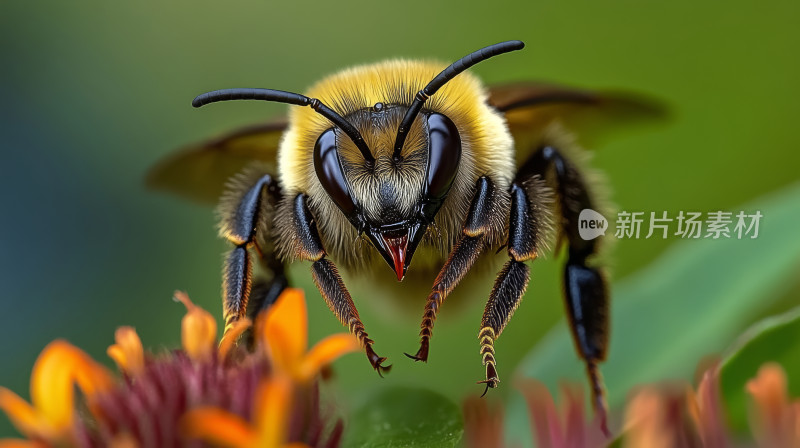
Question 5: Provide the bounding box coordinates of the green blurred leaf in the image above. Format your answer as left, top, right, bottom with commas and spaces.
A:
505, 182, 800, 447
342, 387, 463, 448
719, 306, 800, 432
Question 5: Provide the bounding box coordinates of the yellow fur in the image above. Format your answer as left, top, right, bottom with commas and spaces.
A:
278, 60, 514, 271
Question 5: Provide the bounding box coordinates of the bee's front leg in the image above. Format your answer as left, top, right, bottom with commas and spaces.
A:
406, 177, 506, 363
282, 193, 390, 376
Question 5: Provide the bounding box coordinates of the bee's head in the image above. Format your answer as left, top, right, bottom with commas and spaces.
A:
313, 103, 461, 280
191, 40, 524, 281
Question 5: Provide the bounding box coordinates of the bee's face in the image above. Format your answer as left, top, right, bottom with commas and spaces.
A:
313, 103, 462, 280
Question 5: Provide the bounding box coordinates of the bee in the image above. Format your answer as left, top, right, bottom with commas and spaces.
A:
149, 40, 662, 427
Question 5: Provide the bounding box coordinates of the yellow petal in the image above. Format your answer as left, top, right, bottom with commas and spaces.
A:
219, 318, 252, 361
0, 388, 46, 438
261, 289, 307, 374
107, 326, 145, 375
254, 376, 293, 448
298, 333, 360, 382
30, 340, 114, 435
181, 407, 256, 448
175, 291, 218, 362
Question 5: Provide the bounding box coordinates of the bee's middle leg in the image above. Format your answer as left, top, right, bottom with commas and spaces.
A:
406, 176, 504, 362
478, 178, 551, 393
285, 193, 390, 376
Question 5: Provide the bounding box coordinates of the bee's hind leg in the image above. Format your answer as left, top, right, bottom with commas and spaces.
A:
514, 145, 610, 435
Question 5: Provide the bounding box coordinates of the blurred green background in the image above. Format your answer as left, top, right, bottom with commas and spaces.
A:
1, 0, 799, 442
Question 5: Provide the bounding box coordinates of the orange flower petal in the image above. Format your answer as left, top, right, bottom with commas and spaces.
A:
0, 341, 114, 441
261, 289, 308, 373
792, 401, 800, 445
463, 395, 504, 448
108, 433, 140, 448
107, 326, 145, 375
0, 440, 44, 448
254, 376, 293, 448
298, 333, 360, 382
686, 385, 701, 432
746, 362, 796, 446
219, 318, 252, 361
519, 379, 565, 448
623, 388, 671, 448
30, 340, 114, 436
31, 342, 75, 432
747, 362, 788, 426
688, 369, 728, 447
175, 291, 218, 362
181, 407, 256, 448
0, 388, 45, 438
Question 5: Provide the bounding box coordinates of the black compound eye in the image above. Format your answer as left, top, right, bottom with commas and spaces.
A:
313, 129, 358, 220
422, 113, 461, 217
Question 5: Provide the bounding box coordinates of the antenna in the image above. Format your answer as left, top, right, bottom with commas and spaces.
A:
193, 88, 374, 163
393, 40, 525, 158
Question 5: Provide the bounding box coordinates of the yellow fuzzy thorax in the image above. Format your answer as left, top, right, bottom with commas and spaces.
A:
277, 59, 515, 272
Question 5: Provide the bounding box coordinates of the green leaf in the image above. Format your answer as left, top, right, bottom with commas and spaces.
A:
342, 386, 463, 448
719, 305, 800, 432
504, 182, 800, 447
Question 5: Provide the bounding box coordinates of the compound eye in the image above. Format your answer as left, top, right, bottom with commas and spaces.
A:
313, 128, 358, 219
423, 113, 462, 211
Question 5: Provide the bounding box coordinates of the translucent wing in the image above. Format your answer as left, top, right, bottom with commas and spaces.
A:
146, 119, 287, 204
488, 82, 667, 163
